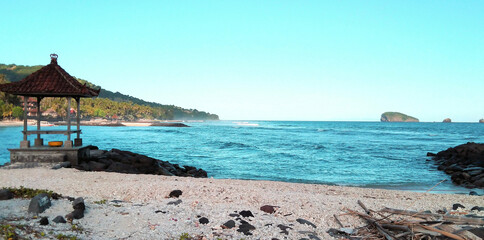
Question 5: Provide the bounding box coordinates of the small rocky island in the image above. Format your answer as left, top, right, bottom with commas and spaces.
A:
443, 118, 452, 123
380, 112, 419, 122
427, 142, 484, 189
480, 119, 484, 123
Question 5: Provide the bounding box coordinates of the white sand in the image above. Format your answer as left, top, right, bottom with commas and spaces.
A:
0, 168, 482, 239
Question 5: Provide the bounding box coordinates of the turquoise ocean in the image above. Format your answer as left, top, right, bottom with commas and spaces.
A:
1, 121, 483, 194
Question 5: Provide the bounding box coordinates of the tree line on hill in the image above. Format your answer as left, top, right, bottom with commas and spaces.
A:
0, 64, 219, 121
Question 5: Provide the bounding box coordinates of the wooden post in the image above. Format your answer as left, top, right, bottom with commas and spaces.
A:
34, 97, 43, 147
20, 96, 30, 148
74, 97, 82, 147
64, 96, 73, 148
23, 96, 27, 141
76, 98, 80, 139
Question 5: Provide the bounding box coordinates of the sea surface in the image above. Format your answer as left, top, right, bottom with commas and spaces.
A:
1, 121, 483, 194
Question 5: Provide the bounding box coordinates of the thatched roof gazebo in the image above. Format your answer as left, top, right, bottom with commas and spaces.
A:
0, 54, 100, 165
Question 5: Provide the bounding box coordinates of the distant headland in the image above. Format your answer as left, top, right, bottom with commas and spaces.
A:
0, 63, 219, 121
380, 112, 419, 122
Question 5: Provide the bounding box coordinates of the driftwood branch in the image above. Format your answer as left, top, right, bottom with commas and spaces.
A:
418, 225, 465, 240
381, 207, 484, 225
333, 214, 344, 228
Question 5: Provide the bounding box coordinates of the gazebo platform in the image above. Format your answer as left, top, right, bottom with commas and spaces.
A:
8, 146, 90, 166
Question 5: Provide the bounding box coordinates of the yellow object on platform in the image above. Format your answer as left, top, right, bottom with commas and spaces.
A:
48, 141, 63, 147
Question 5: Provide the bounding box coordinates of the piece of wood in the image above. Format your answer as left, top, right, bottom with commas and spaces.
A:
381, 208, 484, 225
347, 208, 394, 240
381, 223, 410, 232
438, 225, 479, 240
419, 225, 465, 240
333, 214, 344, 228
358, 200, 371, 215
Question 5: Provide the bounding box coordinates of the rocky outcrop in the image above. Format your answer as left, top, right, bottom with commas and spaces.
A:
380, 112, 419, 122
443, 118, 452, 123
150, 122, 189, 127
427, 142, 484, 188
480, 119, 484, 123
74, 146, 207, 178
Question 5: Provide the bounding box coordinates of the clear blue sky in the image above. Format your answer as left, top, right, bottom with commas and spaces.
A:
1, 1, 483, 122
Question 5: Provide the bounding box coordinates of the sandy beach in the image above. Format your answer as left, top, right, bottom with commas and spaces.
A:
1, 168, 483, 239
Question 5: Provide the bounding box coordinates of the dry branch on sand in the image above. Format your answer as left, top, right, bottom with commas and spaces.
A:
330, 201, 484, 240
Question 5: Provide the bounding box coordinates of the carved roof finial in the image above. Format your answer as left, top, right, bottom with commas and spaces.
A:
50, 53, 58, 64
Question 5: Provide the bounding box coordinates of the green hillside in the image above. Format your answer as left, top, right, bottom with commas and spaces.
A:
0, 64, 219, 121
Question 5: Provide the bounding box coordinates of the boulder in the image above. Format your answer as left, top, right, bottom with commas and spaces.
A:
480, 119, 484, 123
53, 216, 67, 223
443, 118, 452, 123
0, 189, 13, 200
74, 146, 207, 178
88, 161, 107, 171
66, 209, 84, 220
28, 193, 51, 214
429, 142, 484, 189
73, 197, 86, 211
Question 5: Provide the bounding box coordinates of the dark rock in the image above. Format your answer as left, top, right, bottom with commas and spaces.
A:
106, 162, 137, 174
277, 224, 292, 235
169, 190, 182, 198
239, 219, 248, 224
167, 199, 182, 205
260, 205, 277, 214
0, 189, 14, 200
327, 228, 350, 238
39, 217, 49, 225
452, 203, 465, 210
443, 118, 452, 123
240, 210, 254, 218
430, 143, 484, 189
471, 206, 484, 211
88, 161, 107, 171
222, 220, 236, 229
150, 122, 190, 127
237, 222, 256, 235
199, 217, 209, 224
296, 218, 317, 228
28, 193, 52, 214
427, 152, 437, 157
66, 209, 84, 220
469, 191, 479, 196
229, 213, 239, 217
308, 235, 321, 240
52, 216, 67, 223
474, 178, 484, 187
51, 161, 71, 170
75, 146, 208, 178
73, 197, 85, 211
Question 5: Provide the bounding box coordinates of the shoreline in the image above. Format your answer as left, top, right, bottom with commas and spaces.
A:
0, 120, 190, 127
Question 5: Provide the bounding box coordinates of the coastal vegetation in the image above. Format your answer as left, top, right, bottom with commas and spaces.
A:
380, 112, 419, 122
0, 64, 219, 121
